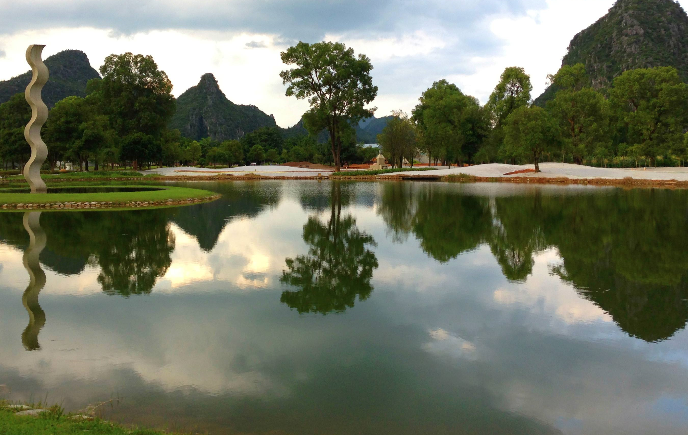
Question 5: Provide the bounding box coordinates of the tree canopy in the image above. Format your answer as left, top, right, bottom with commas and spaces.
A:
280, 41, 378, 171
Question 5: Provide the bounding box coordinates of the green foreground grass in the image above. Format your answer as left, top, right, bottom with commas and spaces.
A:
332, 167, 439, 177
0, 408, 183, 435
0, 185, 216, 205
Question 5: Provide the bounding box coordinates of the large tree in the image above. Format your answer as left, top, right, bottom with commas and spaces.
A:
487, 67, 533, 163
412, 80, 488, 165
280, 41, 378, 171
504, 106, 559, 172
96, 53, 175, 169
488, 67, 533, 127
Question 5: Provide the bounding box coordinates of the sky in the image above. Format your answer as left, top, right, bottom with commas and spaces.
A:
0, 0, 686, 127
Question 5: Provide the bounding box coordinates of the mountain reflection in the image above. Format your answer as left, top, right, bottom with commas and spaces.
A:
379, 184, 688, 342
281, 183, 379, 314
21, 212, 47, 351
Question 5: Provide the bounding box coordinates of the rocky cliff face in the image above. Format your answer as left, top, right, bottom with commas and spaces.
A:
0, 50, 100, 108
169, 73, 277, 141
535, 0, 688, 105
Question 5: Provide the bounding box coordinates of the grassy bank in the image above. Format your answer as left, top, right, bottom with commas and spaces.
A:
0, 407, 184, 435
0, 185, 217, 206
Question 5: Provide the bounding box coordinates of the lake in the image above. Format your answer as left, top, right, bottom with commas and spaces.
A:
1, 181, 687, 435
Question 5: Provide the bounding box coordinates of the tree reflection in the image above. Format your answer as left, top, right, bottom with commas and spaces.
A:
0, 210, 175, 298
489, 195, 546, 282
96, 212, 175, 296
281, 183, 378, 314
379, 186, 688, 342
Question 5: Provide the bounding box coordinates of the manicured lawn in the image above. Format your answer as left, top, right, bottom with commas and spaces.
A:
0, 185, 216, 205
0, 408, 183, 434
4, 171, 149, 180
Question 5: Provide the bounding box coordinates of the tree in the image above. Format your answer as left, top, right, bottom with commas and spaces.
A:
280, 41, 378, 171
248, 144, 265, 164
120, 132, 155, 167
206, 147, 226, 167
378, 111, 417, 168
609, 67, 688, 165
413, 81, 488, 165
0, 93, 31, 169
221, 140, 244, 166
488, 67, 533, 127
487, 67, 533, 164
504, 106, 559, 172
97, 53, 175, 169
240, 127, 284, 157
547, 65, 611, 163
45, 96, 112, 171
188, 141, 202, 165
546, 63, 589, 92
265, 148, 279, 164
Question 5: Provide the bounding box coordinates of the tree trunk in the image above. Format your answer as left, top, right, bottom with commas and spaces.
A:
534, 152, 540, 173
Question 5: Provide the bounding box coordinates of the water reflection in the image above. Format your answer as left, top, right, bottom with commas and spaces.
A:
1, 182, 688, 435
281, 183, 379, 314
379, 184, 688, 342
21, 212, 46, 351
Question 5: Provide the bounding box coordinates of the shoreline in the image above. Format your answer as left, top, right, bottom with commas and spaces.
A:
3, 163, 688, 189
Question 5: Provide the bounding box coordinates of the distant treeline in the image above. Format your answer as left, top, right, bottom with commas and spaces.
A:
2, 50, 688, 171
379, 63, 688, 170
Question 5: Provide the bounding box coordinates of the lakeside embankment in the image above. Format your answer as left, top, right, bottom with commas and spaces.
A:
4, 163, 688, 187
143, 163, 688, 187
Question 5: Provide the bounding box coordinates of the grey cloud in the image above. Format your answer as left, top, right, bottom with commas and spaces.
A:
245, 41, 267, 49
0, 0, 547, 41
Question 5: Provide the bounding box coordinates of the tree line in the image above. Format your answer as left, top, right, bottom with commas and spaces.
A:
378, 63, 688, 170
3, 42, 688, 172
0, 50, 378, 172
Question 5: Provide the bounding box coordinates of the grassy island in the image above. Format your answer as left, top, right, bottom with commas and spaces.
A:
0, 184, 219, 211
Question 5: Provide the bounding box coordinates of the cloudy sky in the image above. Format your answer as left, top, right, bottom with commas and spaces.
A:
0, 0, 685, 127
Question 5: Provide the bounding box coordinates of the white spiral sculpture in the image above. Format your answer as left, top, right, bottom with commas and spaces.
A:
24, 44, 49, 193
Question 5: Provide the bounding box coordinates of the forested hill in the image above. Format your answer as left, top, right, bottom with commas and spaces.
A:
0, 50, 100, 108
169, 73, 277, 141
535, 0, 688, 105
282, 115, 393, 143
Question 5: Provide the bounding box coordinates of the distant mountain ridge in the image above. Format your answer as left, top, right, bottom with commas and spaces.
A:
0, 50, 100, 108
282, 115, 393, 143
535, 0, 688, 105
169, 73, 278, 141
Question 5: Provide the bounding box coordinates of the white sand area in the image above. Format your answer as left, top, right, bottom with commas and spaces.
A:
145, 163, 688, 181
402, 163, 688, 181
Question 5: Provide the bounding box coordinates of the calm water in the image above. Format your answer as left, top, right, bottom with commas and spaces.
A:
1, 181, 688, 435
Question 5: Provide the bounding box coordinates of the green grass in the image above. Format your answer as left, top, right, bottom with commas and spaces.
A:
0, 407, 184, 434
0, 185, 216, 205
4, 171, 148, 181
332, 167, 439, 177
